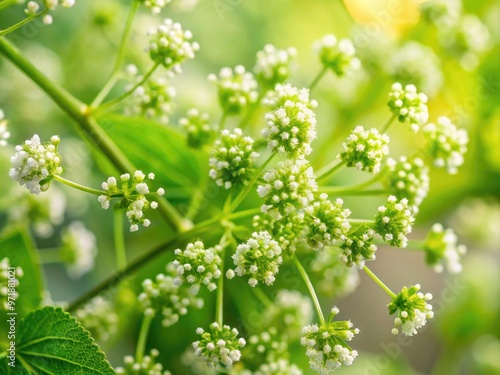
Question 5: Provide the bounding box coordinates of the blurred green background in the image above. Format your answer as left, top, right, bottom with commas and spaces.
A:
0, 0, 499, 374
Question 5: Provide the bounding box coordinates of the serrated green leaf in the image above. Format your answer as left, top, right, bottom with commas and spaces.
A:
0, 230, 43, 322
97, 115, 208, 201
0, 306, 115, 374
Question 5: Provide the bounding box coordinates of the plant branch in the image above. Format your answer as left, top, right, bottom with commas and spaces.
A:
0, 14, 41, 37
317, 160, 346, 182
135, 314, 153, 363
309, 66, 328, 91
363, 266, 397, 299
293, 256, 325, 325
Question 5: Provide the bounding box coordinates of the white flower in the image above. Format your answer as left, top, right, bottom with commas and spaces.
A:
423, 223, 467, 274
253, 44, 297, 89
75, 296, 118, 342
315, 35, 360, 76
142, 0, 172, 15
374, 196, 415, 248
387, 82, 429, 132
264, 83, 318, 110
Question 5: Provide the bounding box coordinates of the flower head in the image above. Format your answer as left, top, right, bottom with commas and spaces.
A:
263, 100, 317, 158
385, 156, 430, 211
423, 223, 467, 274
209, 128, 259, 189
98, 171, 162, 232
179, 108, 214, 149
375, 196, 415, 247
193, 322, 246, 368
147, 19, 199, 72
315, 35, 360, 76
263, 83, 318, 110
208, 65, 259, 116
10, 134, 62, 195
388, 284, 434, 336
230, 231, 283, 287
338, 126, 390, 174
115, 349, 172, 375
258, 158, 317, 220
141, 0, 171, 15
1, 258, 23, 310
138, 271, 203, 326
0, 109, 10, 147
253, 44, 297, 89
253, 213, 306, 256
387, 82, 429, 132
172, 240, 222, 294
301, 308, 359, 374
422, 116, 468, 174
340, 227, 377, 269
75, 296, 118, 342
60, 221, 98, 279
304, 194, 351, 251
127, 76, 176, 124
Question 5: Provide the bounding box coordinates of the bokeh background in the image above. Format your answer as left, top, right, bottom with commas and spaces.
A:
0, 0, 499, 374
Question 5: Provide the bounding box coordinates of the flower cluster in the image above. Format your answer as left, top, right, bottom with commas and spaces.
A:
9, 134, 62, 195
263, 83, 318, 110
423, 223, 467, 274
172, 241, 222, 294
257, 158, 317, 220
301, 307, 359, 374
193, 322, 246, 368
75, 296, 118, 342
388, 284, 434, 336
147, 19, 199, 72
385, 156, 430, 210
25, 1, 75, 25
138, 272, 203, 327
304, 194, 351, 250
98, 171, 164, 232
375, 196, 415, 247
311, 248, 360, 297
179, 108, 214, 149
141, 0, 171, 15
209, 128, 259, 189
0, 109, 10, 147
340, 227, 377, 269
208, 66, 259, 116
115, 349, 172, 375
1, 258, 23, 310
387, 82, 429, 132
387, 41, 443, 97
262, 100, 317, 158
128, 77, 176, 124
315, 35, 360, 76
420, 0, 462, 27
422, 116, 469, 174
338, 126, 390, 174
60, 221, 98, 279
253, 213, 306, 256
228, 231, 283, 287
253, 44, 297, 89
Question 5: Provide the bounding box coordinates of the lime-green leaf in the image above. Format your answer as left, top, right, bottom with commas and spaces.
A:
0, 306, 115, 374
0, 230, 43, 320
97, 114, 208, 201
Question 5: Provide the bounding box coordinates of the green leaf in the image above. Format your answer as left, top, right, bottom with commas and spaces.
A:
97, 114, 208, 201
0, 306, 115, 374
0, 230, 43, 320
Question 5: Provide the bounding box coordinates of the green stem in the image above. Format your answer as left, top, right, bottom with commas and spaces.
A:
0, 37, 185, 232
317, 160, 346, 182
380, 113, 397, 133
252, 287, 272, 307
114, 0, 139, 73
38, 247, 62, 264
238, 91, 264, 129
320, 188, 388, 196
348, 219, 375, 224
363, 266, 397, 299
90, 72, 120, 108
0, 14, 41, 37
51, 174, 105, 196
293, 256, 325, 325
226, 152, 275, 214
225, 207, 260, 221
320, 171, 386, 191
405, 240, 425, 250
309, 66, 328, 91
217, 113, 227, 133
135, 314, 153, 363
216, 247, 225, 326
0, 0, 19, 11
114, 209, 127, 270
94, 62, 160, 113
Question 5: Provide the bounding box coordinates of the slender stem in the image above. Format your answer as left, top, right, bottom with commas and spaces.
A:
226, 153, 275, 214
363, 266, 397, 299
320, 171, 386, 192
380, 113, 397, 133
317, 160, 346, 182
238, 91, 264, 129
217, 113, 227, 133
114, 209, 127, 270
252, 287, 272, 307
0, 14, 41, 37
320, 188, 388, 196
38, 247, 62, 264
309, 66, 328, 91
226, 207, 260, 221
293, 256, 325, 325
90, 72, 120, 108
348, 219, 375, 224
114, 0, 140, 73
51, 174, 105, 196
216, 247, 225, 326
135, 314, 153, 363
0, 0, 19, 11
94, 62, 160, 113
